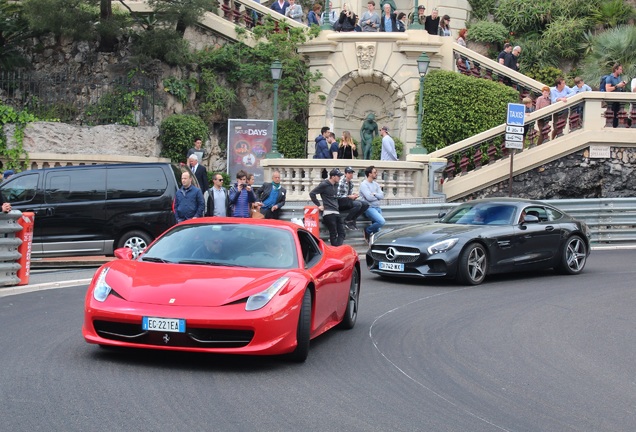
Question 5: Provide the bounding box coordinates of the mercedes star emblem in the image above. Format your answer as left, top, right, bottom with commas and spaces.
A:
386, 247, 397, 261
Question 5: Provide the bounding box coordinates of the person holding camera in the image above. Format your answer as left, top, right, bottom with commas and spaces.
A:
338, 3, 357, 32
229, 170, 256, 218
606, 64, 628, 128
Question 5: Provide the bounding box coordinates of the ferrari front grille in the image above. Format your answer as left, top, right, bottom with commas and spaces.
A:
93, 320, 254, 348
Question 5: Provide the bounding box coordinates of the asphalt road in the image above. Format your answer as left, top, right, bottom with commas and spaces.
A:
1, 250, 635, 431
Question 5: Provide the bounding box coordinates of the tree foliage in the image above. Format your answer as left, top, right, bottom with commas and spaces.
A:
147, 0, 209, 35
580, 25, 636, 86
0, 0, 32, 70
159, 114, 209, 163
421, 71, 519, 153
277, 119, 307, 159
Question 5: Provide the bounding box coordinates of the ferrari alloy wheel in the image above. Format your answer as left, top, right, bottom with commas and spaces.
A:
118, 230, 152, 258
289, 289, 312, 362
338, 267, 359, 330
458, 243, 487, 285
556, 235, 587, 275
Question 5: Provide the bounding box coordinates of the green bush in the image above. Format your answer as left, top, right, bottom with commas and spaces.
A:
277, 119, 307, 159
159, 114, 208, 163
130, 29, 191, 67
541, 17, 589, 59
371, 136, 404, 160
525, 66, 564, 86
467, 0, 497, 21
466, 21, 509, 46
494, 0, 551, 34
421, 71, 519, 153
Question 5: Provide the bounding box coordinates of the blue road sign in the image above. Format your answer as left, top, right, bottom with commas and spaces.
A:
506, 103, 525, 126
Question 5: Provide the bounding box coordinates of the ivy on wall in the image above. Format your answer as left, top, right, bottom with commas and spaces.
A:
0, 104, 34, 170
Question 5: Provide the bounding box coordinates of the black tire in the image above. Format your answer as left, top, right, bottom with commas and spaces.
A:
338, 267, 359, 330
555, 235, 587, 275
117, 230, 153, 258
288, 289, 311, 363
457, 242, 488, 285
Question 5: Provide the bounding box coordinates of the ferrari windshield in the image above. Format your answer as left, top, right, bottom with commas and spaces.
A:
141, 224, 298, 269
441, 202, 518, 226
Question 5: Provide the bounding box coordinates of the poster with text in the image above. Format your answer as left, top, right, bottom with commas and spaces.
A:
227, 119, 273, 187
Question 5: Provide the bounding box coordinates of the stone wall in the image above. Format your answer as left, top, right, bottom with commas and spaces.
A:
5, 123, 161, 158
462, 148, 636, 201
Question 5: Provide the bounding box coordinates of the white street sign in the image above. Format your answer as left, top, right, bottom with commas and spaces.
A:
505, 140, 523, 149
505, 133, 523, 142
506, 125, 524, 134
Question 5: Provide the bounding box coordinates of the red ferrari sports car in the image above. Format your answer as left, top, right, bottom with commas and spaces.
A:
83, 218, 361, 362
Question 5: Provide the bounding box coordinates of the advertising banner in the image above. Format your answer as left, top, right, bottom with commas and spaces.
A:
227, 119, 273, 186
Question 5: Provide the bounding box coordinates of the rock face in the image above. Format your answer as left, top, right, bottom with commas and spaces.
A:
463, 148, 636, 200
6, 123, 161, 158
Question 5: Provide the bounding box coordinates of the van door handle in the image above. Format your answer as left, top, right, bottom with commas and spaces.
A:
45, 207, 55, 216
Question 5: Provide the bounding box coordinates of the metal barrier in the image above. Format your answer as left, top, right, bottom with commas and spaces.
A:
281, 198, 636, 246
0, 211, 24, 286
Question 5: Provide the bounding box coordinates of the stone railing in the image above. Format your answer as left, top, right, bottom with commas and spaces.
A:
452, 43, 546, 101
260, 159, 439, 203
429, 92, 636, 200
122, 0, 305, 47
7, 153, 170, 170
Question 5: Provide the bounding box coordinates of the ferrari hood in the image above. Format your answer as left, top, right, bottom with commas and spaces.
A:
101, 260, 294, 307
375, 223, 483, 244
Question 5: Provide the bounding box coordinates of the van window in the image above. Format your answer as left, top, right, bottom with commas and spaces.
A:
107, 167, 168, 199
45, 170, 106, 203
1, 172, 39, 203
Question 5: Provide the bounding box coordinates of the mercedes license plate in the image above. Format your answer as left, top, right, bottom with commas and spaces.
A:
142, 317, 185, 333
379, 262, 404, 272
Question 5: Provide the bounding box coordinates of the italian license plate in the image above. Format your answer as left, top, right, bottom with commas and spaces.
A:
379, 262, 404, 272
142, 317, 185, 333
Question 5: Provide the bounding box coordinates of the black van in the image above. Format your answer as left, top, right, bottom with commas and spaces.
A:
0, 163, 184, 258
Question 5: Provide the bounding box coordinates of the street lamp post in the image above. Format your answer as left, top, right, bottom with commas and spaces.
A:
267, 59, 283, 159
409, 1, 424, 30
320, 2, 332, 30
410, 52, 430, 155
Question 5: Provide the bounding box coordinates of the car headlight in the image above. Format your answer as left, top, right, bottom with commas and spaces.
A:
245, 277, 290, 311
427, 238, 459, 254
93, 268, 112, 302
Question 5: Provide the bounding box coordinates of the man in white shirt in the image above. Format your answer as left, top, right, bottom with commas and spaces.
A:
359, 165, 386, 243
380, 126, 397, 161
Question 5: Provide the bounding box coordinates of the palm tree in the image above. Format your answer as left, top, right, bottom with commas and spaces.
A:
581, 25, 636, 86
0, 0, 31, 71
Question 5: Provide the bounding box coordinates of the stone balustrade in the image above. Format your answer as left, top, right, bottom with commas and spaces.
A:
429, 92, 636, 200
260, 158, 443, 203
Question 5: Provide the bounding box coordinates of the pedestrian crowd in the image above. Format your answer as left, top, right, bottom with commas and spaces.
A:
262, 0, 455, 34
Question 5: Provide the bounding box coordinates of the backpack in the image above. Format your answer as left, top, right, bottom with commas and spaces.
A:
599, 75, 609, 92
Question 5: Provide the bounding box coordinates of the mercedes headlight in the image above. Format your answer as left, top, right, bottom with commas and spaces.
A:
93, 268, 112, 302
246, 277, 290, 311
427, 238, 459, 254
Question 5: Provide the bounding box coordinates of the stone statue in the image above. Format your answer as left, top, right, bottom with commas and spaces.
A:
360, 113, 379, 160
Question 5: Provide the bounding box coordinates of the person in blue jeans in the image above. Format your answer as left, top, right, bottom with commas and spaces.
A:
358, 165, 385, 243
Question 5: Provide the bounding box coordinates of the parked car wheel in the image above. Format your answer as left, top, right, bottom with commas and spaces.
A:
118, 230, 152, 258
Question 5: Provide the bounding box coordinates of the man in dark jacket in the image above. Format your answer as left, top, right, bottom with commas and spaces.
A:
257, 170, 286, 219
309, 168, 345, 246
188, 154, 209, 194
174, 171, 205, 223
229, 170, 256, 218
314, 126, 331, 159
207, 172, 230, 217
424, 8, 440, 35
